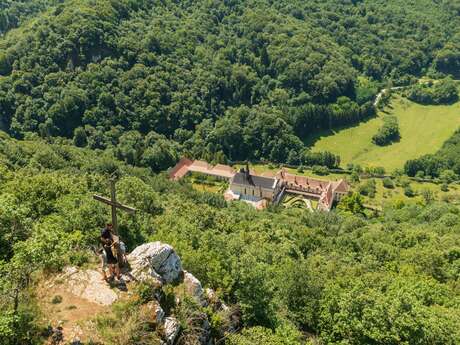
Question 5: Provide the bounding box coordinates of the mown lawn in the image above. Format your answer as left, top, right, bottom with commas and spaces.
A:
311, 95, 460, 172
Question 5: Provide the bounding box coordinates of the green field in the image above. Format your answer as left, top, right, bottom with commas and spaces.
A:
311, 95, 460, 172
359, 178, 460, 209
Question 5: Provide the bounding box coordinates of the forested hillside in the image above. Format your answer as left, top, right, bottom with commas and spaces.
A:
1, 0, 460, 168
2, 1, 460, 344
0, 0, 61, 34
1, 133, 460, 344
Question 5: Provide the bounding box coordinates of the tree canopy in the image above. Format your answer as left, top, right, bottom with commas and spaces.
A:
1, 0, 460, 167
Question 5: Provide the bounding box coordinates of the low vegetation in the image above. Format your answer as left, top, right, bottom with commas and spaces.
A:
312, 95, 460, 171
3, 1, 460, 344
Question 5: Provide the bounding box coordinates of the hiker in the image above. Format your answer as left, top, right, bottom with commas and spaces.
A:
101, 223, 128, 261
100, 224, 121, 280
100, 223, 114, 243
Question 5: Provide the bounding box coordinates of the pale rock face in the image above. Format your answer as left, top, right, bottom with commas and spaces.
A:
183, 271, 205, 305
204, 288, 217, 303
141, 300, 165, 325
163, 317, 181, 345
128, 242, 183, 284
205, 288, 229, 311
61, 267, 118, 306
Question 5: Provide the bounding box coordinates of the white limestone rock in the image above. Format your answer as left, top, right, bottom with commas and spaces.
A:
163, 317, 181, 345
183, 271, 205, 305
128, 242, 183, 284
205, 288, 217, 303
205, 288, 229, 311
141, 300, 165, 325
60, 267, 118, 306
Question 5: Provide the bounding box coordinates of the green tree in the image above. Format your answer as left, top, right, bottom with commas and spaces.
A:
338, 192, 365, 214
73, 127, 87, 147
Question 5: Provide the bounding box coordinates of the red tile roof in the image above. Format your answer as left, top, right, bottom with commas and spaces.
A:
168, 157, 193, 180
169, 159, 236, 180
332, 179, 349, 193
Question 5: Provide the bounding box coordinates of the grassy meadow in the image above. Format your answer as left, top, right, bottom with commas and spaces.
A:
360, 177, 460, 209
311, 95, 460, 172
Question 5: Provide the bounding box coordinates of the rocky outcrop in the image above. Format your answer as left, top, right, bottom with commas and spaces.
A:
128, 242, 183, 284
205, 288, 229, 312
183, 271, 205, 305
163, 317, 181, 345
53, 242, 226, 344
140, 300, 165, 325
59, 267, 118, 306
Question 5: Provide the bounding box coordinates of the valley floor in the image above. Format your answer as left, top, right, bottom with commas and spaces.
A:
311, 95, 460, 172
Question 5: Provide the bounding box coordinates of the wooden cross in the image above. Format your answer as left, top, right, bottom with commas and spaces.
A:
93, 178, 136, 235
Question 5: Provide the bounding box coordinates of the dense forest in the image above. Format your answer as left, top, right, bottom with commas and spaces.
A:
1, 133, 460, 344
1, 0, 460, 168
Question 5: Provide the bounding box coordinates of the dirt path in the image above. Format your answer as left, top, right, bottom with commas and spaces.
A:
374, 86, 404, 106
37, 279, 108, 344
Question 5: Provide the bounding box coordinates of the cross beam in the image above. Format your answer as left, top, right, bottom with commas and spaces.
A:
93, 195, 136, 214
93, 179, 136, 235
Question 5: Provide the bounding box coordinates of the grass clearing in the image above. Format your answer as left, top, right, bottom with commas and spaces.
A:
359, 178, 460, 208
311, 95, 460, 172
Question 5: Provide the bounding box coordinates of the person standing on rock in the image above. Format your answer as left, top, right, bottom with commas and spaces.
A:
100, 224, 121, 281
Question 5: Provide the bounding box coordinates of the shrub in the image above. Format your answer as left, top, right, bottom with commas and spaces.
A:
404, 185, 415, 197
338, 193, 365, 214
358, 179, 376, 198
382, 177, 394, 189
421, 189, 435, 204
312, 165, 329, 176
440, 169, 458, 184
372, 116, 400, 146
350, 171, 360, 183
73, 127, 88, 147
415, 171, 425, 179
373, 166, 386, 175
